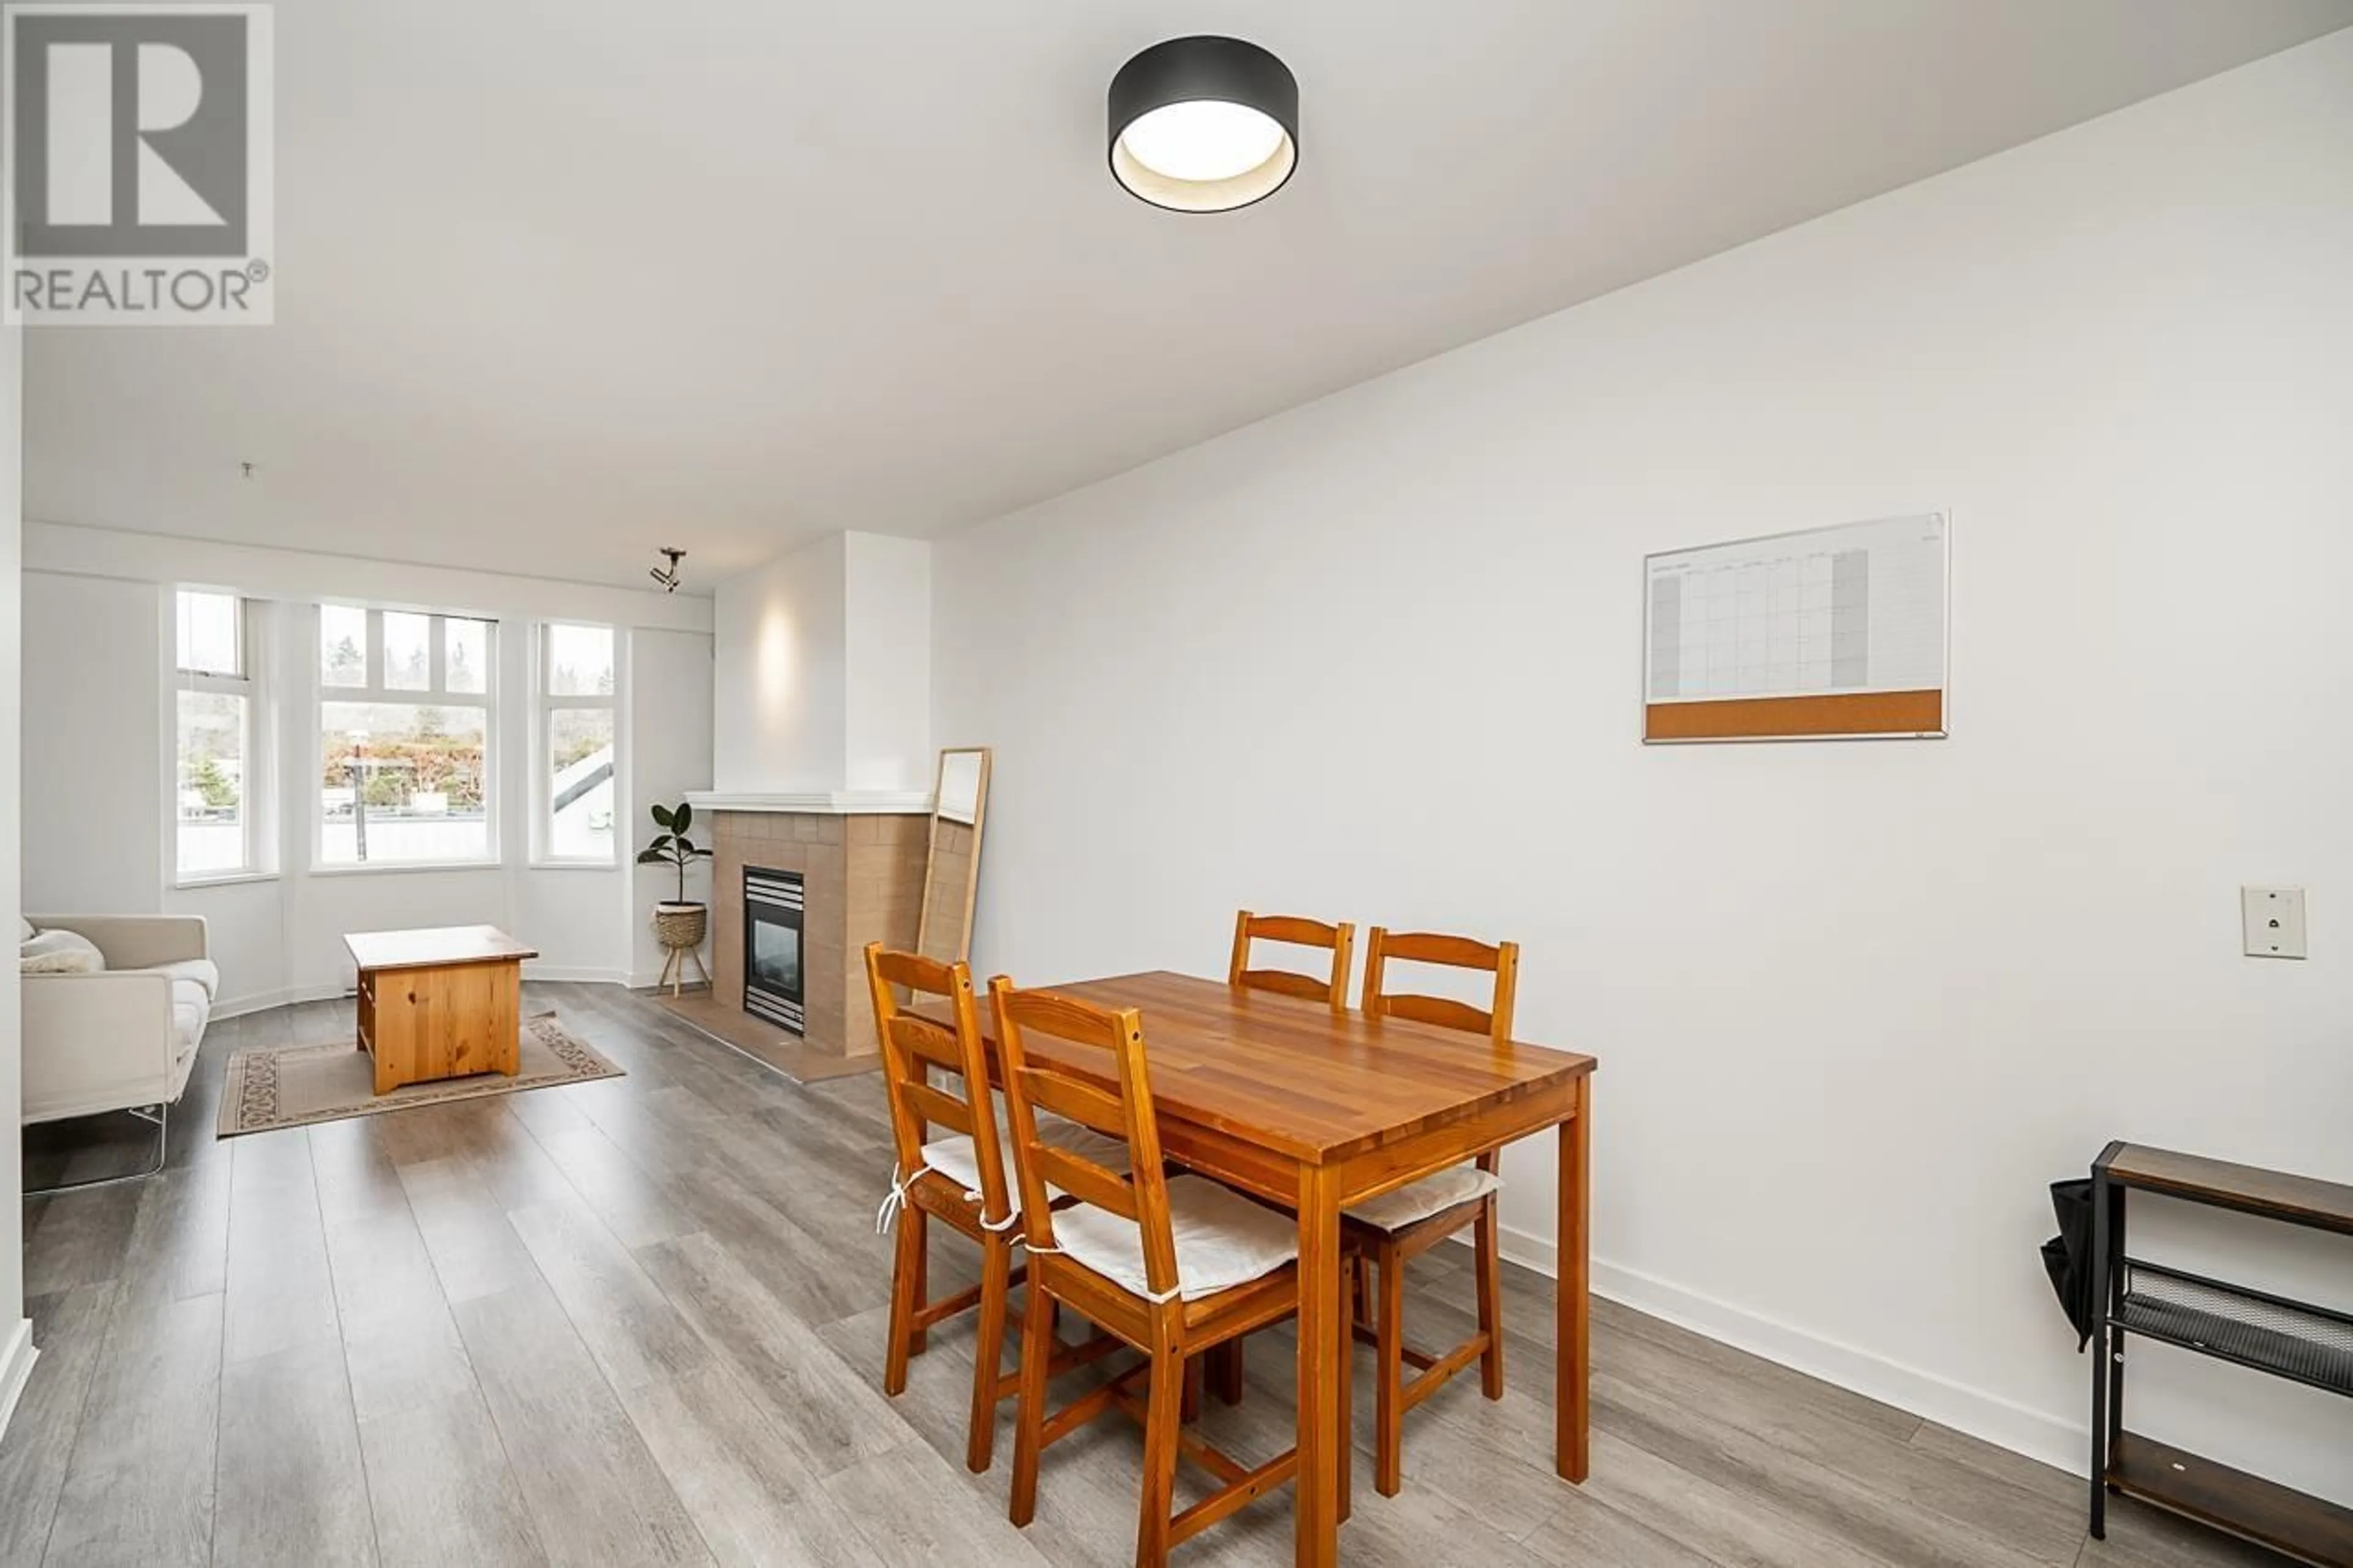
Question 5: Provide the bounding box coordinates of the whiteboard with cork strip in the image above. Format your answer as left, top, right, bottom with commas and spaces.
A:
1643, 513, 1949, 742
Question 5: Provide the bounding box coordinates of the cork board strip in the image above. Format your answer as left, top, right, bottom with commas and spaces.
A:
1644, 689, 1944, 741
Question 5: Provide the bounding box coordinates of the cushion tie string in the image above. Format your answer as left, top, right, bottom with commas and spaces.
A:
1022, 1237, 1180, 1303
875, 1165, 912, 1235
877, 1164, 1025, 1240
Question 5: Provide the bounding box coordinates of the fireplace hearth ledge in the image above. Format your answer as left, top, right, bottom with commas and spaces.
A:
688, 790, 931, 815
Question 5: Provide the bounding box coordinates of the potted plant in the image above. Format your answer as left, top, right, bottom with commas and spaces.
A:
638, 801, 714, 989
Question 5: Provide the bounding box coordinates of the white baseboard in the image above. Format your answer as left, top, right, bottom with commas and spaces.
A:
211, 990, 289, 1020
1485, 1219, 2083, 1480
0, 1319, 36, 1445
213, 983, 341, 1020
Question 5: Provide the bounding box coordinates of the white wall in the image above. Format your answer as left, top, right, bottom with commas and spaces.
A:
713, 532, 846, 793
20, 527, 716, 1010
932, 34, 2353, 1499
629, 627, 716, 982
843, 532, 933, 794
23, 572, 162, 914
0, 321, 28, 1431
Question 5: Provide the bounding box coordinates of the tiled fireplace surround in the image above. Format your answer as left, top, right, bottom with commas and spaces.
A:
710, 810, 931, 1056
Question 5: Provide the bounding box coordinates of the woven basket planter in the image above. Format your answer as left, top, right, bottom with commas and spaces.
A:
653, 902, 707, 950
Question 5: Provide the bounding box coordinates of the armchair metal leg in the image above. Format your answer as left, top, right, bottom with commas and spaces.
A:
24, 1102, 170, 1197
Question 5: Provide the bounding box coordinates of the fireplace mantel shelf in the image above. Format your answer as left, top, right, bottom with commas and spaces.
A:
685, 790, 931, 816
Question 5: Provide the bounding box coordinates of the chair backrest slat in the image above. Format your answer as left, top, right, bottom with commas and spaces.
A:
895, 1021, 968, 1073
1375, 993, 1495, 1037
1022, 1069, 1128, 1138
1376, 931, 1505, 974
990, 977, 1180, 1300
1029, 1142, 1143, 1219
1361, 927, 1521, 1048
865, 943, 1009, 1224
898, 1077, 977, 1138
1234, 967, 1340, 1002
1227, 909, 1355, 1010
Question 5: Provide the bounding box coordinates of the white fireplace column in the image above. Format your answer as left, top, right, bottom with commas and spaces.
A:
711, 530, 932, 804
695, 531, 938, 1055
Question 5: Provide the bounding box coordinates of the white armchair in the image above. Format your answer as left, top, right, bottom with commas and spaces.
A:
22, 914, 216, 1191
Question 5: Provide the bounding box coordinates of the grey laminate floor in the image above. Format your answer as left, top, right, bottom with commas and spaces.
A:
6, 985, 2288, 1567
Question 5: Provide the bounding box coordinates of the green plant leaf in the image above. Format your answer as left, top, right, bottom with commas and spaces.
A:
635, 848, 669, 865
647, 833, 673, 852
650, 803, 675, 830
673, 801, 693, 835
673, 835, 697, 855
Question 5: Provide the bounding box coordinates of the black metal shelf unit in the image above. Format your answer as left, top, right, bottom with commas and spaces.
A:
2090, 1142, 2353, 1568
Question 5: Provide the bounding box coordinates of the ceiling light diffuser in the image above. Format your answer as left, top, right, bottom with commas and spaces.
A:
1108, 36, 1298, 213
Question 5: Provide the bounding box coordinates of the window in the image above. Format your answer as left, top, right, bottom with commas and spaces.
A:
538, 623, 616, 863
319, 608, 496, 867
176, 590, 263, 881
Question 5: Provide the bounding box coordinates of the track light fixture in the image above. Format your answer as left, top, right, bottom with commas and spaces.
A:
649, 547, 686, 593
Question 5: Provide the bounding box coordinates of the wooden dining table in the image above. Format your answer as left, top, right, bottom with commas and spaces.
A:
996, 970, 1597, 1568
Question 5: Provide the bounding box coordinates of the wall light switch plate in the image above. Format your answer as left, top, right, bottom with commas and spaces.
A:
2241, 887, 2307, 960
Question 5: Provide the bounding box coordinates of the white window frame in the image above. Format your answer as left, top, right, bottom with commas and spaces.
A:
534, 621, 620, 867
172, 589, 269, 886
314, 606, 499, 872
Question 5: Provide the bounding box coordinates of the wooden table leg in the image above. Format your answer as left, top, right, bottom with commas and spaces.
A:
1206, 1339, 1244, 1406
1295, 1163, 1343, 1568
1556, 1076, 1591, 1482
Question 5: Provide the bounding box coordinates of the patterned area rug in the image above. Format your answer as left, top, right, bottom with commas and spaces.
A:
216, 1013, 623, 1137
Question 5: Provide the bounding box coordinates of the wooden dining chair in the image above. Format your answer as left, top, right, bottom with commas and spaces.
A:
991, 977, 1313, 1568
868, 945, 1125, 1473
1347, 926, 1521, 1497
1227, 910, 1355, 1009
868, 944, 1031, 1474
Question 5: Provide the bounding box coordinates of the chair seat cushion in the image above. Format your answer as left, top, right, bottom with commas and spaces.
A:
1051, 1175, 1297, 1302
148, 958, 220, 1000
1345, 1164, 1501, 1232
920, 1115, 1131, 1215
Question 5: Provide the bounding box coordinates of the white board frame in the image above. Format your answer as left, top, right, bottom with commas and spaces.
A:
1641, 512, 1951, 743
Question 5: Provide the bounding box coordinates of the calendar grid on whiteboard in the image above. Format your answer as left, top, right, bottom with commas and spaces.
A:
1642, 514, 1948, 742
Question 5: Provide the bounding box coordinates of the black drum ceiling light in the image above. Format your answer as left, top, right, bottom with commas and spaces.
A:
1108, 36, 1298, 213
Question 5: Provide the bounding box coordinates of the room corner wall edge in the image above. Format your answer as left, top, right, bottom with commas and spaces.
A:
1487, 1221, 2083, 1480
0, 1319, 36, 1445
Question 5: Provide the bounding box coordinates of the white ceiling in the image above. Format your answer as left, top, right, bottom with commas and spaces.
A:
25, 0, 2353, 590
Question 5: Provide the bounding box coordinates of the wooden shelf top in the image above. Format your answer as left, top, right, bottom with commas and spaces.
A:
344, 925, 538, 972
2101, 1143, 2353, 1235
